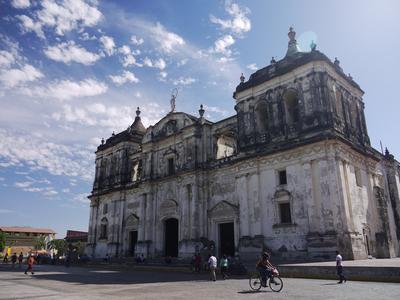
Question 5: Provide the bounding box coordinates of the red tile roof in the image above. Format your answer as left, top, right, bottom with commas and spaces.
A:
0, 226, 56, 234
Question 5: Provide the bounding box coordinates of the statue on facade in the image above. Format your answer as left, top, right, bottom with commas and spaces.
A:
170, 88, 178, 113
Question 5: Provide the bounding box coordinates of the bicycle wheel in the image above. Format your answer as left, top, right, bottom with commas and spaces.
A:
249, 274, 262, 291
269, 275, 283, 292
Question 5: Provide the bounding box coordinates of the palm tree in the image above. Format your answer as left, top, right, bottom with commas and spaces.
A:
47, 239, 66, 256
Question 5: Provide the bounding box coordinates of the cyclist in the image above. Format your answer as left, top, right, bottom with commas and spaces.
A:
256, 252, 276, 286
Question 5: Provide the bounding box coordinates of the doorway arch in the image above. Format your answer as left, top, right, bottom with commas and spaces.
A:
164, 218, 179, 257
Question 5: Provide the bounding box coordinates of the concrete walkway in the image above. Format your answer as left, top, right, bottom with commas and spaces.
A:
276, 258, 400, 283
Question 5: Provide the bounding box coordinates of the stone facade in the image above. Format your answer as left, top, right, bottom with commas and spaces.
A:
86, 28, 400, 261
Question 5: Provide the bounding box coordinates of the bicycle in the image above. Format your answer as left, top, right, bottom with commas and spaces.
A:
249, 268, 283, 292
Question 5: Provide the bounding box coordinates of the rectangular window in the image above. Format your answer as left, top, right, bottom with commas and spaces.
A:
100, 224, 107, 239
103, 203, 108, 214
278, 169, 287, 185
355, 167, 362, 187
168, 158, 175, 175
279, 203, 292, 223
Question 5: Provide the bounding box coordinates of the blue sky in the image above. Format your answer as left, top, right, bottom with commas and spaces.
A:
0, 0, 399, 238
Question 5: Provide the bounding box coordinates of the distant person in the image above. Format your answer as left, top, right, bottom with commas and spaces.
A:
3, 252, 8, 264
11, 253, 17, 268
207, 254, 217, 281
336, 250, 347, 283
24, 254, 35, 275
194, 253, 201, 272
220, 255, 229, 279
18, 252, 23, 268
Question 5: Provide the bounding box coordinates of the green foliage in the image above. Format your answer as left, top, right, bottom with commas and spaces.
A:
34, 236, 46, 250
0, 232, 7, 252
47, 239, 66, 255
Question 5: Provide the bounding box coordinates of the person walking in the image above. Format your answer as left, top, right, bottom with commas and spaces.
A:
18, 252, 23, 268
3, 252, 8, 264
11, 253, 17, 268
336, 250, 346, 283
194, 253, 201, 273
24, 254, 35, 275
207, 254, 217, 281
220, 254, 229, 279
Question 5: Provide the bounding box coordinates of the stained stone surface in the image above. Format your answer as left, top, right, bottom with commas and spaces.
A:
86, 29, 400, 262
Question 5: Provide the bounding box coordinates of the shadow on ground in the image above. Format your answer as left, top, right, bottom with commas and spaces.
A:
0, 264, 245, 285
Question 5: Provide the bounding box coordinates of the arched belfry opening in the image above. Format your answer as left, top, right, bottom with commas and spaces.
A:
164, 218, 179, 257
283, 89, 300, 124
255, 101, 268, 133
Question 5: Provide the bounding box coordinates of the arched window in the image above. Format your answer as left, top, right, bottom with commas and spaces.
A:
100, 217, 108, 239
132, 162, 139, 182
283, 90, 300, 124
255, 101, 268, 133
216, 135, 236, 159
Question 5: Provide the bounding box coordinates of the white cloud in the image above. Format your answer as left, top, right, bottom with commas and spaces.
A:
203, 105, 229, 117
23, 78, 108, 100
0, 64, 43, 88
210, 1, 251, 36
212, 34, 235, 56
0, 128, 94, 181
37, 0, 102, 36
119, 45, 131, 55
142, 57, 166, 70
0, 50, 16, 68
159, 71, 168, 81
131, 35, 144, 45
148, 22, 185, 53
0, 209, 14, 214
99, 35, 116, 56
80, 32, 97, 41
86, 103, 106, 114
173, 77, 196, 86
11, 0, 31, 9
16, 15, 45, 39
118, 45, 141, 67
15, 181, 33, 188
44, 41, 101, 65
246, 63, 258, 71
109, 70, 139, 85
177, 59, 188, 67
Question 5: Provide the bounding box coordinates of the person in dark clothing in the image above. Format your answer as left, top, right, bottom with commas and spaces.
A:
11, 253, 17, 268
18, 252, 23, 268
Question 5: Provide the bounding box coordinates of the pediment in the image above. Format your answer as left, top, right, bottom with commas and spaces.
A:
125, 214, 139, 227
143, 112, 198, 142
159, 199, 178, 216
209, 200, 238, 218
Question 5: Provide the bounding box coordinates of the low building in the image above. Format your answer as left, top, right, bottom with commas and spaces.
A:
0, 226, 56, 256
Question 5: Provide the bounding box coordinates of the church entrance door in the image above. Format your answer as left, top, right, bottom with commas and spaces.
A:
219, 222, 235, 257
129, 231, 138, 257
164, 218, 179, 257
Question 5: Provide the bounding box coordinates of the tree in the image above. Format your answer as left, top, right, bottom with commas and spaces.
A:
0, 232, 7, 252
34, 236, 46, 251
47, 239, 66, 256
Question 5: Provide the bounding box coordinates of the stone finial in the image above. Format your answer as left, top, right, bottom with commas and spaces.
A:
240, 73, 245, 83
385, 147, 390, 157
310, 40, 317, 51
334, 57, 340, 66
136, 107, 141, 117
101, 138, 105, 145
270, 57, 276, 65
199, 104, 205, 118
348, 73, 353, 80
112, 131, 115, 136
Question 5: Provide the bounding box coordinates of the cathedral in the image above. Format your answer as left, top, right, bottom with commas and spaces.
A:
86, 28, 400, 261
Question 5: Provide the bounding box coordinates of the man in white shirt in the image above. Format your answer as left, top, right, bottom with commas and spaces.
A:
208, 254, 217, 281
336, 250, 347, 283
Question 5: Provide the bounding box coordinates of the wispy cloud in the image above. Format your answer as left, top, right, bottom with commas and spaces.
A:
109, 70, 139, 85
44, 41, 101, 65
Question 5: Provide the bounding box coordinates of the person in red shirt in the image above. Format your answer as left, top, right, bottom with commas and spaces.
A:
24, 254, 35, 275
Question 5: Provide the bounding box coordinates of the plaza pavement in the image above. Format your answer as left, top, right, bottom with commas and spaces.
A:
1, 263, 400, 300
